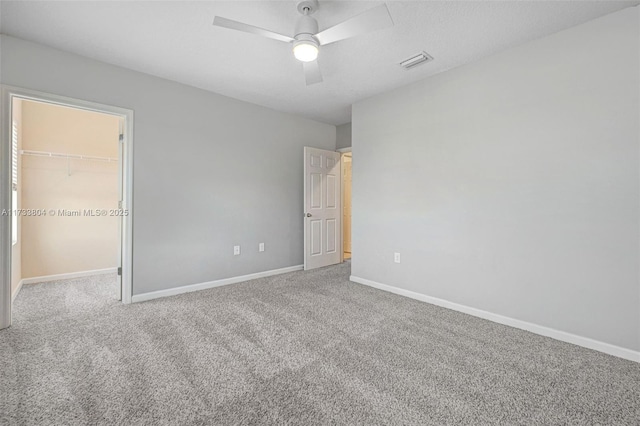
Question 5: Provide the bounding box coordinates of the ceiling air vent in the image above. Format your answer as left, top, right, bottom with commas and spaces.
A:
399, 51, 433, 70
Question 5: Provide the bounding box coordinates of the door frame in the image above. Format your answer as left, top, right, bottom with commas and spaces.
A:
337, 147, 352, 263
0, 85, 134, 329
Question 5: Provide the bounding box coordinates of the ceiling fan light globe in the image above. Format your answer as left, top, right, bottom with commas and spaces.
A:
293, 41, 319, 62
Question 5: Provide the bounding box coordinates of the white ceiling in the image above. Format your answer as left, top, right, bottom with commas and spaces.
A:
1, 1, 637, 125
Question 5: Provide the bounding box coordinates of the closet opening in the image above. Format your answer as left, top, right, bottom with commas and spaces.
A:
1, 87, 134, 330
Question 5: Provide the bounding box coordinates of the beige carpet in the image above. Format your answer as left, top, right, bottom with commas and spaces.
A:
1, 263, 638, 424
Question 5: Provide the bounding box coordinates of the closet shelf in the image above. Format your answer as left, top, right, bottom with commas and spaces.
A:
20, 150, 117, 163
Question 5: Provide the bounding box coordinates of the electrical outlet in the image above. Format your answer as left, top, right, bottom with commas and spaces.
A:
259, 243, 265, 252
394, 252, 401, 263
234, 245, 241, 256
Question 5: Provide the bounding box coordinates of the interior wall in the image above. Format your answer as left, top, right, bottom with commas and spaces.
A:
10, 98, 22, 296
20, 100, 120, 278
336, 123, 352, 150
351, 7, 639, 352
0, 34, 336, 295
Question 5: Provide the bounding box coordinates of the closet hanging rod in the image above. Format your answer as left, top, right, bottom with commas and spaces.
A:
20, 149, 117, 163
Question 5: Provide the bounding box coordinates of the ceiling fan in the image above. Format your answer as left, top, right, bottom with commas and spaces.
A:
212, 0, 394, 85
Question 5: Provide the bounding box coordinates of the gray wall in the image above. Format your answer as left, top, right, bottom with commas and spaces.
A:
336, 122, 352, 150
352, 7, 639, 351
1, 35, 336, 295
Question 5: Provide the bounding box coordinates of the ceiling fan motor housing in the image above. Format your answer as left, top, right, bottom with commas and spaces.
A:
295, 14, 319, 39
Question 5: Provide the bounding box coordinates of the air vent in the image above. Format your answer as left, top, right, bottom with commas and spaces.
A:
399, 51, 433, 70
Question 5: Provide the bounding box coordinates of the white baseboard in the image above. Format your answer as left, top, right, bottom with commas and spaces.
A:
132, 265, 304, 303
21, 268, 118, 285
350, 275, 640, 363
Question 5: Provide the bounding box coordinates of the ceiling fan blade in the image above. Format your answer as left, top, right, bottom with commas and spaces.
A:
315, 4, 393, 46
303, 60, 323, 86
213, 16, 294, 43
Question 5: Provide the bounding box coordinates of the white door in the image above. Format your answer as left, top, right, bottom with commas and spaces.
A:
304, 147, 342, 270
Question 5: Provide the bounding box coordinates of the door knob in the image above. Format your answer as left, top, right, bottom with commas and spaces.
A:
305, 213, 312, 217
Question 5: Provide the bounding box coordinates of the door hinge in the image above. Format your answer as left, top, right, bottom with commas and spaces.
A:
118, 200, 123, 209
117, 267, 122, 276
119, 134, 124, 142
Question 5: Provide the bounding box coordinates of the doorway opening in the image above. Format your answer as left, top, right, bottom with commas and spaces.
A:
342, 152, 352, 261
302, 146, 350, 269
1, 87, 134, 330
303, 147, 342, 270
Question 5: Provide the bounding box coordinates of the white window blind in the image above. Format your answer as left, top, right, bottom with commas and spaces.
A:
11, 122, 18, 190
11, 121, 18, 245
